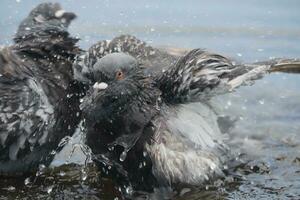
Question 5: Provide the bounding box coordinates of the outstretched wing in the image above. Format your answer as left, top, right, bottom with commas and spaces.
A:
156, 49, 300, 103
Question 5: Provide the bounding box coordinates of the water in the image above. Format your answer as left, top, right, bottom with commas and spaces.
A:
0, 0, 300, 199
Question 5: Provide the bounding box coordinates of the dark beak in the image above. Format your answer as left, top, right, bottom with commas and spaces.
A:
62, 12, 77, 21
55, 9, 77, 26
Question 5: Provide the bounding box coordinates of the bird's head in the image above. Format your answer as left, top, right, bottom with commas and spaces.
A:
29, 2, 76, 26
80, 53, 161, 126
27, 3, 76, 26
14, 2, 76, 42
92, 52, 139, 82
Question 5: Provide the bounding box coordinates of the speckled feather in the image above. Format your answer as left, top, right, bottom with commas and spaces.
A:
0, 3, 84, 175
82, 35, 300, 191
73, 34, 177, 83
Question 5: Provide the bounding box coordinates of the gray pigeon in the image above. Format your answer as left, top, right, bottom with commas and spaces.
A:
0, 3, 84, 175
79, 35, 300, 191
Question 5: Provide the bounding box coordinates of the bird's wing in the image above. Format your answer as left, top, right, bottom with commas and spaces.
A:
0, 48, 55, 163
156, 49, 300, 103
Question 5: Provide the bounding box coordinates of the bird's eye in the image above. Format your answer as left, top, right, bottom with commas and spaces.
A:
116, 70, 124, 80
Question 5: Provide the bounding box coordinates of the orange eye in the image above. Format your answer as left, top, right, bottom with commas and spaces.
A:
116, 70, 124, 80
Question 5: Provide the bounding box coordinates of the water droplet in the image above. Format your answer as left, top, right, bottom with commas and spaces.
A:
50, 150, 56, 155
39, 164, 46, 171
81, 168, 87, 181
24, 177, 31, 186
108, 146, 115, 151
126, 186, 133, 195
259, 99, 265, 105
6, 186, 16, 191
47, 185, 53, 194
139, 162, 143, 168
227, 101, 232, 106
59, 171, 66, 176
119, 151, 127, 162
82, 173, 87, 181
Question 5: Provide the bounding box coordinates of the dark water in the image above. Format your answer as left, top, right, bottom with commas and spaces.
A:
0, 0, 300, 199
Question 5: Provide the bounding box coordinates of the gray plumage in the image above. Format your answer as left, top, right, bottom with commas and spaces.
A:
73, 34, 177, 83
82, 53, 229, 191
15, 2, 76, 43
81, 35, 300, 191
75, 35, 300, 102
0, 3, 84, 175
79, 52, 139, 83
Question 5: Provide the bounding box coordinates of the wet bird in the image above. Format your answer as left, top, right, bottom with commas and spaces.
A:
80, 52, 233, 191
0, 3, 85, 175
79, 35, 300, 191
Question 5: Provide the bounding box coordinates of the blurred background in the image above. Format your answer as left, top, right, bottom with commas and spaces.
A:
0, 0, 300, 199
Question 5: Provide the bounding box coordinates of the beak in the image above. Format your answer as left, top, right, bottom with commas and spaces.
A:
93, 82, 108, 90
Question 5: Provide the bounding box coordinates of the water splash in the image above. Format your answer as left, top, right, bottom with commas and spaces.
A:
24, 178, 31, 186
46, 185, 54, 194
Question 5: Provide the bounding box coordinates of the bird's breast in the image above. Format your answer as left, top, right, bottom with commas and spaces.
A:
145, 102, 229, 185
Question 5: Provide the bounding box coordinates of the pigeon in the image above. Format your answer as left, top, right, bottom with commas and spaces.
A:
80, 52, 230, 191
79, 35, 300, 191
0, 3, 85, 175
